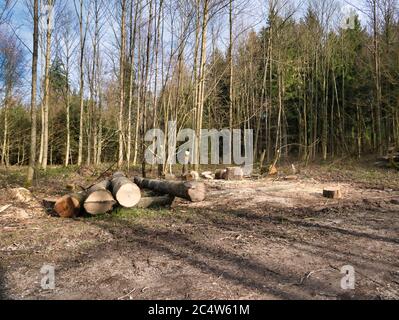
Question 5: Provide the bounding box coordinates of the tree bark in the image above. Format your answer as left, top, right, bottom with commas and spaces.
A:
134, 177, 206, 202
137, 195, 174, 209
76, 0, 87, 166
55, 192, 87, 218
41, 0, 53, 170
27, 0, 39, 185
117, 0, 127, 169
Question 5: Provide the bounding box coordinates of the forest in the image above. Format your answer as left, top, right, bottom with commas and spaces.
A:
0, 0, 397, 182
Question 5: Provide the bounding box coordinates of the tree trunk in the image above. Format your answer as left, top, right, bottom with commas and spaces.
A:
41, 0, 53, 171
55, 192, 87, 218
1, 87, 9, 167
126, 0, 139, 169
117, 0, 127, 169
194, 0, 209, 172
134, 177, 206, 202
84, 180, 116, 215
27, 0, 39, 186
77, 0, 87, 166
111, 172, 141, 208
141, 0, 154, 177
137, 195, 174, 209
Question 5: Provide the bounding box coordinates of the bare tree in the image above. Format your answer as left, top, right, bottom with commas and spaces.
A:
74, 0, 89, 166
27, 0, 39, 185
0, 32, 23, 167
117, 0, 127, 169
40, 0, 55, 170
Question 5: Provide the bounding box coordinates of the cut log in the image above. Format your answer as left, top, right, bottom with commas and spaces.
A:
323, 188, 343, 199
111, 172, 141, 208
183, 171, 199, 181
134, 177, 206, 202
284, 175, 299, 181
54, 192, 87, 218
42, 197, 58, 213
84, 180, 116, 215
137, 195, 175, 209
201, 171, 214, 180
215, 169, 227, 180
224, 167, 244, 181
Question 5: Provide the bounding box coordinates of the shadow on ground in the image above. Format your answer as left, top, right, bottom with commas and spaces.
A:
13, 198, 397, 300
0, 264, 7, 300
53, 202, 392, 299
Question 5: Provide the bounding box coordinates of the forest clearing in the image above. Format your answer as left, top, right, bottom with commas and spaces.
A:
0, 161, 398, 300
1, 0, 399, 303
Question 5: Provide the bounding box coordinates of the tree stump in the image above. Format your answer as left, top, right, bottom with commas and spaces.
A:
215, 169, 227, 180
183, 171, 199, 181
323, 188, 343, 199
224, 167, 244, 181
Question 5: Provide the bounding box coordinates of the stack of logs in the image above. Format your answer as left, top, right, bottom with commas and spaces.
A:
48, 172, 206, 218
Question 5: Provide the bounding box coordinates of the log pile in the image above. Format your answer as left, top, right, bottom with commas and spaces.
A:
46, 172, 206, 218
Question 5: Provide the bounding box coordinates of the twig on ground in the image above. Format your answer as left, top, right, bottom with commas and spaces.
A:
297, 268, 332, 285
117, 288, 136, 300
0, 204, 12, 213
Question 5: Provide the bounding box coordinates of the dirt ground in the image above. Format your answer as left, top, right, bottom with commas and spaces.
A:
0, 163, 398, 300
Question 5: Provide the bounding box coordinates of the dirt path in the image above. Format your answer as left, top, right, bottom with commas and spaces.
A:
0, 174, 398, 300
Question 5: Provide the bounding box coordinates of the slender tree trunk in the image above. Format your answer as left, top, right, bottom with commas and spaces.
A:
118, 0, 127, 169
27, 0, 39, 185
1, 87, 10, 167
133, 2, 143, 166
65, 70, 71, 167
195, 0, 209, 172
141, 0, 153, 177
77, 0, 87, 166
126, 0, 138, 169
229, 0, 234, 132
41, 0, 53, 170
372, 0, 383, 155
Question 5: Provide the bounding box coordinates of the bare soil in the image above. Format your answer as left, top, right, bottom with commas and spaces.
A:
0, 164, 398, 300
